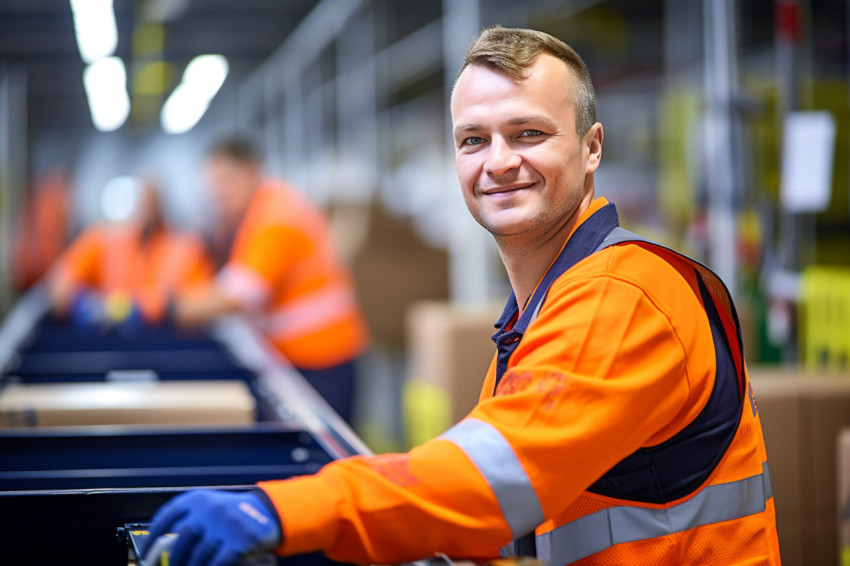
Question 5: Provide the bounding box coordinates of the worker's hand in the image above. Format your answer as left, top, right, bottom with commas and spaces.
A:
107, 294, 145, 336
69, 290, 108, 331
142, 489, 282, 566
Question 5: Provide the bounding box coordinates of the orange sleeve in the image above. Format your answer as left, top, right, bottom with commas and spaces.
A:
137, 235, 217, 322
219, 222, 306, 307
179, 238, 215, 289
49, 227, 105, 300
56, 227, 105, 285
259, 440, 510, 564
257, 247, 713, 565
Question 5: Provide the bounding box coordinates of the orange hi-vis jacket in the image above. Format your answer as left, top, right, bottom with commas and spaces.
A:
217, 181, 369, 370
51, 222, 212, 322
258, 198, 780, 565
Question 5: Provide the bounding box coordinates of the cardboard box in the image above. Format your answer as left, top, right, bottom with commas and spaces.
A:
0, 380, 256, 427
838, 428, 850, 565
406, 301, 502, 430
350, 205, 449, 350
751, 368, 850, 566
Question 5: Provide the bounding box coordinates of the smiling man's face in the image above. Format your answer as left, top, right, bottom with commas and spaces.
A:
451, 53, 600, 245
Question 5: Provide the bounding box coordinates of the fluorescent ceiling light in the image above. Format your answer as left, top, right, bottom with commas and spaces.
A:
70, 0, 118, 64
83, 57, 130, 132
161, 54, 229, 134
183, 54, 229, 92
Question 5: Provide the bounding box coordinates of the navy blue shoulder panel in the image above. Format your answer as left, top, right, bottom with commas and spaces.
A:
583, 230, 744, 504
586, 273, 743, 503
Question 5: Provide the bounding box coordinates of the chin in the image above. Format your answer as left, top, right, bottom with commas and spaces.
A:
475, 209, 533, 234
478, 219, 537, 238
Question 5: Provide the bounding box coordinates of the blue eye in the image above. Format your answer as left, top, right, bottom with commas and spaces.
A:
520, 129, 543, 137
463, 136, 485, 146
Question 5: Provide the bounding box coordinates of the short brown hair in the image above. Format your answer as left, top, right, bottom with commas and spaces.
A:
456, 26, 596, 135
207, 136, 262, 165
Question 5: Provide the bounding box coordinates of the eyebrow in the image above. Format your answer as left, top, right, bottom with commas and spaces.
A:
453, 115, 557, 136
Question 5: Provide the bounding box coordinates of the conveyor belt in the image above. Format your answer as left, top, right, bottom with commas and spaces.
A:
0, 288, 371, 565
0, 425, 332, 491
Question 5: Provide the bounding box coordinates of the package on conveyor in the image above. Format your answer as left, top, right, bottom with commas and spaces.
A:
0, 380, 255, 428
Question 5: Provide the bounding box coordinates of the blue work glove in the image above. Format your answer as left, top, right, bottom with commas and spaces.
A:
112, 299, 145, 337
69, 290, 107, 332
142, 489, 282, 566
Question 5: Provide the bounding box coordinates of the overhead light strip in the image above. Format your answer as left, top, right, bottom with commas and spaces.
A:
83, 57, 130, 132
70, 0, 129, 131
161, 54, 229, 134
70, 0, 118, 63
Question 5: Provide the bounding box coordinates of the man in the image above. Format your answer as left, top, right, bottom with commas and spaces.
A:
48, 180, 212, 328
144, 27, 781, 566
172, 138, 369, 423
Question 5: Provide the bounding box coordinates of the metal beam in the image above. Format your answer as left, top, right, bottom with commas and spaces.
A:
702, 0, 739, 298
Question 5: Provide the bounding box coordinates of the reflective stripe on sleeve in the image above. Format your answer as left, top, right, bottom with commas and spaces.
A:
217, 265, 272, 309
265, 283, 356, 341
440, 418, 545, 540
537, 462, 774, 565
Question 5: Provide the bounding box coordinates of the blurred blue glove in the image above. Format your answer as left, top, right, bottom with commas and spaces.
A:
112, 299, 145, 337
142, 489, 282, 566
69, 290, 107, 332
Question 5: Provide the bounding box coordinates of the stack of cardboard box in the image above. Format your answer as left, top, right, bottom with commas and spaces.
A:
725, 370, 850, 566
406, 300, 502, 430
837, 429, 850, 566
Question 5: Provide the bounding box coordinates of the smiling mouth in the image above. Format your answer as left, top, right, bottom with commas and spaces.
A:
481, 182, 535, 195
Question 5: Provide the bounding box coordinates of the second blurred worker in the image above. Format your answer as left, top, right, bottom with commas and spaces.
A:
48, 180, 213, 330
175, 137, 369, 423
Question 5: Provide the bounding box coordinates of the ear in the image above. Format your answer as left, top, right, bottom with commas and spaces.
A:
584, 122, 603, 175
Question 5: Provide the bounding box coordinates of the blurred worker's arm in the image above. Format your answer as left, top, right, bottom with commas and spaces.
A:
172, 283, 242, 327
161, 237, 220, 326
148, 257, 705, 566
173, 224, 296, 327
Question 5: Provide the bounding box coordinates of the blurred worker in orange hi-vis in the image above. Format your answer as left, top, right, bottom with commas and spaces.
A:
47, 178, 214, 331
172, 137, 369, 423
11, 170, 71, 291
144, 28, 779, 566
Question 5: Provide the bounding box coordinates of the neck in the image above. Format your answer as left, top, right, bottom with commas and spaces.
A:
232, 184, 260, 225
498, 191, 595, 313
143, 220, 162, 242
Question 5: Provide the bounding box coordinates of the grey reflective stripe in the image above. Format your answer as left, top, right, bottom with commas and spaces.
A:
537, 462, 774, 565
597, 226, 644, 249
763, 461, 773, 500
596, 227, 738, 327
440, 418, 545, 539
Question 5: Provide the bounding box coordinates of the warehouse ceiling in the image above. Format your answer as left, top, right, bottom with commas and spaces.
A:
0, 0, 321, 135
2, 0, 835, 140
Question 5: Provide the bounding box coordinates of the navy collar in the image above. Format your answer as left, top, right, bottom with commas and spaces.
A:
492, 203, 620, 341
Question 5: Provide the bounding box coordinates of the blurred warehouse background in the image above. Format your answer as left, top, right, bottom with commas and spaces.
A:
1, 0, 850, 562
3, 0, 849, 357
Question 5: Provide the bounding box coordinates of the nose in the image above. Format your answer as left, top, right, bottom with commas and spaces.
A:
484, 136, 521, 177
